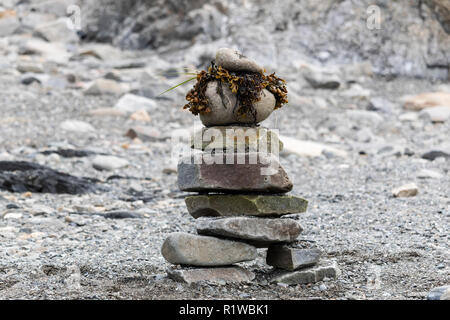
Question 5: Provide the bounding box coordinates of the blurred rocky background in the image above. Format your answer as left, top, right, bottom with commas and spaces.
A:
0, 0, 449, 300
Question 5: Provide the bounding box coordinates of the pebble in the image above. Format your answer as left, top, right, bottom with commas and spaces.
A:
422, 151, 450, 161
161, 232, 257, 266
280, 136, 347, 158
60, 120, 96, 133
302, 67, 341, 89
419, 106, 450, 123
427, 285, 450, 300
392, 183, 419, 198
92, 155, 129, 171
368, 97, 395, 113
16, 62, 44, 74
114, 94, 156, 113
125, 126, 161, 141
130, 110, 151, 122
416, 169, 443, 179
3, 212, 23, 220
403, 92, 450, 111
84, 78, 129, 96
87, 107, 126, 117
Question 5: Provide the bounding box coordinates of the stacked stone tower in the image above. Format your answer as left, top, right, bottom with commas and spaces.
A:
161, 48, 339, 285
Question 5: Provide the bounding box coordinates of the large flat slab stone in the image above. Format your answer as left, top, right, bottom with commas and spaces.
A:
178, 153, 292, 193
266, 245, 322, 271
161, 232, 257, 266
196, 217, 302, 245
270, 260, 340, 285
166, 266, 255, 285
185, 195, 308, 219
191, 126, 283, 153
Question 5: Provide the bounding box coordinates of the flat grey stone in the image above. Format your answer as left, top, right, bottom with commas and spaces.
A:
427, 285, 450, 300
178, 153, 292, 194
196, 217, 302, 245
161, 232, 257, 266
266, 246, 321, 271
166, 266, 255, 285
270, 260, 340, 285
185, 195, 308, 219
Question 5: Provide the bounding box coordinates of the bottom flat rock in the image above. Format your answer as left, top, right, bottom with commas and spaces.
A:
167, 266, 255, 285
266, 245, 322, 271
270, 260, 340, 285
161, 232, 257, 266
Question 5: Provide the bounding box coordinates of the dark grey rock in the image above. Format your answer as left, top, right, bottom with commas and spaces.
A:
266, 246, 322, 271
0, 161, 100, 195
422, 151, 450, 161
196, 217, 302, 245
270, 260, 340, 285
161, 232, 257, 266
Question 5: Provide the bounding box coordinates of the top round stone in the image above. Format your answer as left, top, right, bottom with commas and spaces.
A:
215, 48, 264, 74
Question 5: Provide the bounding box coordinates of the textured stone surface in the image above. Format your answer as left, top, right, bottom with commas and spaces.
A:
266, 246, 322, 271
270, 260, 340, 285
427, 285, 450, 300
161, 232, 257, 266
200, 81, 275, 126
191, 126, 283, 153
177, 153, 292, 193
215, 48, 264, 74
196, 217, 302, 245
166, 266, 255, 285
185, 195, 308, 219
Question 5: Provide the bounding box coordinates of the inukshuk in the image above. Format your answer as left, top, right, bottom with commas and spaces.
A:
161, 48, 340, 285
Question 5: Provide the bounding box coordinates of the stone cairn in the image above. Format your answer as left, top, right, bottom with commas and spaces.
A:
161, 48, 339, 285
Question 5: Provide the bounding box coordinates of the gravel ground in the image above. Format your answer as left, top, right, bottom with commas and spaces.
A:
0, 41, 449, 299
